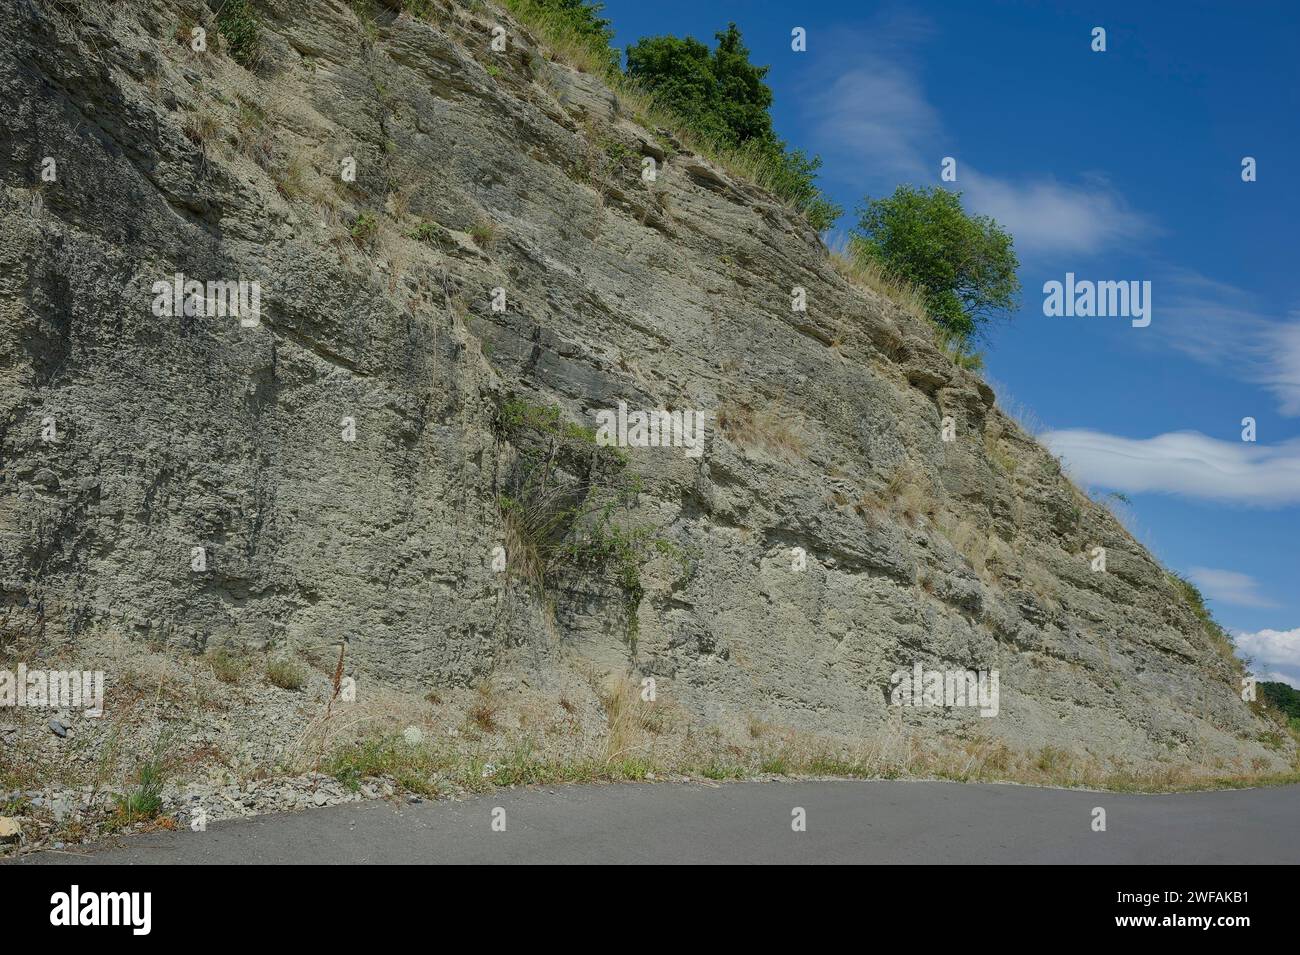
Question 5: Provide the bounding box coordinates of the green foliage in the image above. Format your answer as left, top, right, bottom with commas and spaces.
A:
750, 143, 841, 233
350, 211, 378, 247
216, 0, 261, 69
851, 185, 1020, 341
505, 0, 619, 74
266, 656, 307, 690
112, 744, 171, 825
499, 398, 596, 444
626, 24, 841, 229
626, 25, 771, 147
494, 396, 686, 647
1259, 682, 1300, 724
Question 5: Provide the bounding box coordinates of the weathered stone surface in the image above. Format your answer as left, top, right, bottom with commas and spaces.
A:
0, 818, 20, 844
0, 0, 1287, 775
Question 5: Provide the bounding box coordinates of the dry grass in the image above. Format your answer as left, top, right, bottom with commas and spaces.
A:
983, 420, 1018, 474
717, 399, 808, 461
265, 656, 307, 691
859, 460, 936, 525
272, 155, 310, 200
469, 219, 498, 249
232, 98, 274, 171
467, 683, 500, 732
181, 110, 221, 150
829, 249, 928, 324
500, 500, 548, 590
206, 646, 246, 684
4, 633, 1296, 860
596, 678, 675, 770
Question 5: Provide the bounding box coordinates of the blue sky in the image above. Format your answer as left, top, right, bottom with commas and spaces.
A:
599, 0, 1300, 685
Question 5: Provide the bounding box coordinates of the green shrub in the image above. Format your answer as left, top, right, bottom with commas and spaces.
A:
1259, 681, 1300, 722
851, 185, 1020, 342
505, 4, 839, 230
350, 211, 378, 247
216, 0, 261, 69
626, 24, 840, 229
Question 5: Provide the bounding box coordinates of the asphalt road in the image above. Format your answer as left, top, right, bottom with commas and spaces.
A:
11, 779, 1300, 864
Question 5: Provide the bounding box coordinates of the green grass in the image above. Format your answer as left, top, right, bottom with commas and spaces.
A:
207, 646, 245, 684
111, 755, 167, 826
469, 219, 498, 249
1166, 571, 1244, 674
266, 656, 307, 690
498, 398, 597, 444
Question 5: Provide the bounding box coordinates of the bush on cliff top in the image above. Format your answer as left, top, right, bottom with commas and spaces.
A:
505, 1, 841, 231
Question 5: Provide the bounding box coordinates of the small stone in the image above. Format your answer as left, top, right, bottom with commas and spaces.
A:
0, 818, 21, 844
48, 718, 68, 738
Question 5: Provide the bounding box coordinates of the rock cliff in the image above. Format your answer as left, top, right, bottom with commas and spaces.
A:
1, 0, 1289, 782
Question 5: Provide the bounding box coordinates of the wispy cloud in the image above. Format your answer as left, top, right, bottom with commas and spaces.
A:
1042, 429, 1300, 506
1187, 567, 1279, 608
960, 169, 1152, 256
808, 64, 936, 181
1159, 270, 1300, 416
803, 27, 1152, 258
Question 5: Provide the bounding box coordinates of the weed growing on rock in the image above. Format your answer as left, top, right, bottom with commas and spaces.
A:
469, 219, 498, 249
216, 0, 261, 69
266, 656, 308, 691
350, 211, 378, 248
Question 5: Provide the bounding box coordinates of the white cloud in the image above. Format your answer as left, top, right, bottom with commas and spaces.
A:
1187, 567, 1279, 609
1042, 429, 1300, 506
806, 64, 937, 181
1234, 628, 1300, 680
1158, 270, 1300, 417
804, 37, 1152, 257
961, 169, 1152, 256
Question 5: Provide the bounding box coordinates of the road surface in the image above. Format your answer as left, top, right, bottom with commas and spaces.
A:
11, 779, 1299, 864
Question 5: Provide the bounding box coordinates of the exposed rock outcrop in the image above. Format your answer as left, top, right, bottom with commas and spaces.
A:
1, 0, 1287, 778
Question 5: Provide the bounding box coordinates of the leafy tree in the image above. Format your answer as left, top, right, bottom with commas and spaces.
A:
851, 185, 1020, 340
626, 24, 774, 147
626, 24, 840, 230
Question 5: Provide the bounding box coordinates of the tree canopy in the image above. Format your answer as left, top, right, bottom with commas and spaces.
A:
851, 185, 1020, 341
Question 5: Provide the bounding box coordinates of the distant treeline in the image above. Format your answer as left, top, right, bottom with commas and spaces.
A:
1259, 681, 1300, 722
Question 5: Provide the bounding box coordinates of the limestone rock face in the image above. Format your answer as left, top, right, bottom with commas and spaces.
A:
0, 0, 1284, 772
